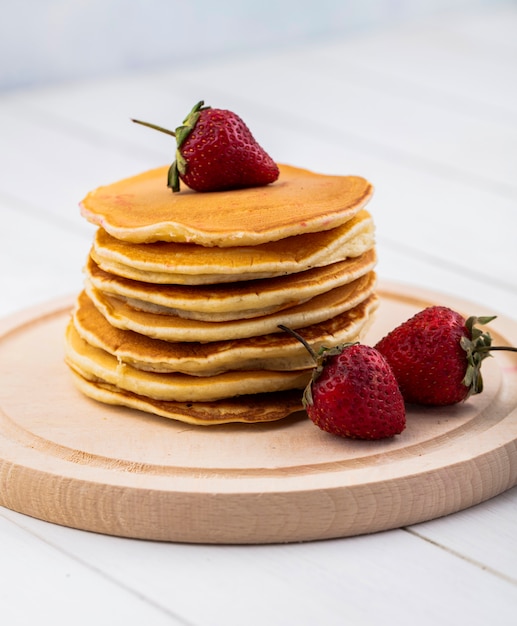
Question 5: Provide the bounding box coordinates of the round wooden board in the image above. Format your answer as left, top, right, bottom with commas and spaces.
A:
1, 282, 516, 544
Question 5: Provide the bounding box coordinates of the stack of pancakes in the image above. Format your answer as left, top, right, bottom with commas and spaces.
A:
65, 164, 378, 425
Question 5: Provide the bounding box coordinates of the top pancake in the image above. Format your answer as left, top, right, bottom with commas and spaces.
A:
80, 164, 373, 246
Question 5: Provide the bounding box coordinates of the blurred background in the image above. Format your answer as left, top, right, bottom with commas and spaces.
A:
1, 0, 512, 91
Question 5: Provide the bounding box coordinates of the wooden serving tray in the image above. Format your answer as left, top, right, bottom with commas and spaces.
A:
0, 282, 516, 544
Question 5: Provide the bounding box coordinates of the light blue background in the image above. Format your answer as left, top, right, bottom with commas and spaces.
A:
0, 0, 510, 90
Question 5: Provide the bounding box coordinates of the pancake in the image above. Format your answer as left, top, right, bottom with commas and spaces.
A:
65, 321, 311, 402
80, 164, 374, 246
68, 370, 304, 424
85, 248, 377, 321
90, 209, 375, 284
72, 290, 379, 375
85, 271, 377, 342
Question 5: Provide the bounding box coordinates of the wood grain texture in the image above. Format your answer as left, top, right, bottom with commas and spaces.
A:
1, 282, 516, 544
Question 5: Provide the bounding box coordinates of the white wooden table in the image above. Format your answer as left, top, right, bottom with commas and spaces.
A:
1, 5, 516, 624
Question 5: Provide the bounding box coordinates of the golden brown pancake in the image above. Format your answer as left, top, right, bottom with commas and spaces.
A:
71, 290, 379, 374
65, 321, 311, 402
84, 271, 376, 342
68, 369, 304, 424
90, 209, 375, 284
80, 164, 373, 246
85, 248, 377, 321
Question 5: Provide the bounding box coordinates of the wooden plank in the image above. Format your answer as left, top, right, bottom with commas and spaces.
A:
408, 483, 517, 583
0, 102, 155, 217
312, 8, 517, 118
0, 514, 183, 625
0, 199, 91, 317
3, 506, 516, 626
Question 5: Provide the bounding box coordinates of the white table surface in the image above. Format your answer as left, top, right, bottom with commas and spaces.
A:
1, 5, 516, 625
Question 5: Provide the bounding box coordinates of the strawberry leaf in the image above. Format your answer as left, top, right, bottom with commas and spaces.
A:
460, 316, 496, 398
167, 161, 180, 193
175, 100, 208, 149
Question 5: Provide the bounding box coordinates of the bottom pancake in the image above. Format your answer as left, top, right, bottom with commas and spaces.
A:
65, 321, 311, 402
68, 369, 305, 425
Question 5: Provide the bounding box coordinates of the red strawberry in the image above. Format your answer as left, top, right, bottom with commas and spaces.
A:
278, 326, 406, 439
132, 100, 279, 193
375, 306, 516, 406
304, 344, 406, 439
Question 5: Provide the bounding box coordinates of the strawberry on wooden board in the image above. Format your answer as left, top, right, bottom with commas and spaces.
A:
279, 326, 406, 440
132, 100, 279, 193
374, 306, 517, 406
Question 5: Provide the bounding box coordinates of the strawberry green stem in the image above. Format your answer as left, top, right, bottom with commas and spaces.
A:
484, 346, 517, 352
131, 119, 176, 137
278, 325, 318, 361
